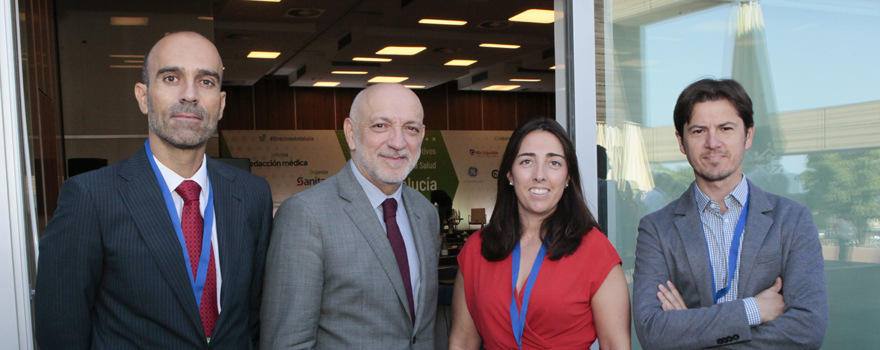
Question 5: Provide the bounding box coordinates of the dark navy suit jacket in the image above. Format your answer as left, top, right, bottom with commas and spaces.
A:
35, 147, 273, 349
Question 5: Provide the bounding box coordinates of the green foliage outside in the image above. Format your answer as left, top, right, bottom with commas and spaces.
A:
800, 149, 880, 245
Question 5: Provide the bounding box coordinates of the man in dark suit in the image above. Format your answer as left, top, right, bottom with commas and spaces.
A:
34, 31, 273, 349
633, 79, 828, 349
261, 83, 440, 349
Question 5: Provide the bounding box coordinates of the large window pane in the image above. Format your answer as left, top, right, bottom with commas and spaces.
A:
601, 0, 880, 348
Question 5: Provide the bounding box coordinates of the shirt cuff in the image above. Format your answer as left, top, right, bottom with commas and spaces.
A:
744, 297, 762, 326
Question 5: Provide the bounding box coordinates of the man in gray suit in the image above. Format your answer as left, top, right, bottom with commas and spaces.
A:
633, 79, 828, 349
262, 83, 439, 349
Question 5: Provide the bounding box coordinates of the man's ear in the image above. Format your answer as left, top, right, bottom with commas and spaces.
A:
744, 126, 754, 150
135, 83, 149, 114
343, 118, 356, 152
218, 91, 227, 121
676, 130, 686, 155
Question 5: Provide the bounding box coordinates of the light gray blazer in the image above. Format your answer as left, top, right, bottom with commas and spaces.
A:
633, 180, 828, 349
261, 163, 440, 350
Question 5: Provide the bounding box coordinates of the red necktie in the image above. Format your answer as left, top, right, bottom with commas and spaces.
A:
382, 198, 415, 322
176, 180, 218, 339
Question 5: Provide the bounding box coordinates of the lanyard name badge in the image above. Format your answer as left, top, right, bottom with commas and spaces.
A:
509, 241, 547, 350
145, 139, 215, 308
695, 188, 749, 304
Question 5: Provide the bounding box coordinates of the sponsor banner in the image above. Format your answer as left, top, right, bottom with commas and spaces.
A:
222, 129, 513, 226
441, 131, 512, 228
222, 130, 347, 211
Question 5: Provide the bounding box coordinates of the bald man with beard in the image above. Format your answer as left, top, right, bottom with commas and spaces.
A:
262, 84, 440, 350
35, 32, 273, 349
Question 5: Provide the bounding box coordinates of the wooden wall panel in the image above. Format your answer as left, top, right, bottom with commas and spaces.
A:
414, 84, 448, 131
482, 92, 518, 130
295, 87, 336, 130
253, 78, 294, 130
219, 86, 254, 130
516, 92, 553, 120
220, 78, 556, 132
447, 83, 482, 130
334, 88, 360, 130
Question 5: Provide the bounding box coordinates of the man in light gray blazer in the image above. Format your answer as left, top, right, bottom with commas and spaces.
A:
633, 79, 828, 349
262, 83, 440, 349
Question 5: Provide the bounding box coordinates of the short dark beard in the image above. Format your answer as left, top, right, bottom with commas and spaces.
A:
146, 90, 215, 149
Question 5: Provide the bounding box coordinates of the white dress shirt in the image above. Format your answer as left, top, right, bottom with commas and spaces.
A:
154, 154, 222, 312
350, 160, 421, 314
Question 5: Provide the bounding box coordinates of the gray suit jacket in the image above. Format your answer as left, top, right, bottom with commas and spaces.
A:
261, 162, 440, 350
633, 180, 828, 349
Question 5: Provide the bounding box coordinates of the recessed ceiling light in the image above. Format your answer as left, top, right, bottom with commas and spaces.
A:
245, 0, 281, 2
247, 51, 281, 59
404, 85, 426, 89
198, 16, 213, 20
110, 65, 143, 69
480, 43, 521, 49
110, 17, 149, 26
375, 46, 427, 56
510, 78, 540, 82
124, 60, 144, 64
419, 19, 467, 26
445, 59, 477, 66
313, 82, 340, 87
353, 57, 392, 62
509, 9, 555, 24
331, 71, 368, 75
482, 85, 520, 91
109, 54, 145, 58
549, 65, 556, 69
368, 76, 409, 83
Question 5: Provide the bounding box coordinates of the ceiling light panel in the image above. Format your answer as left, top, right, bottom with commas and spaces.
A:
508, 9, 555, 24
404, 85, 425, 89
480, 43, 521, 49
245, 0, 281, 2
313, 82, 340, 87
331, 71, 368, 75
375, 46, 426, 55
550, 65, 556, 69
419, 19, 467, 26
482, 85, 520, 91
110, 17, 148, 26
368, 76, 409, 83
510, 79, 540, 82
445, 59, 477, 66
353, 57, 392, 62
247, 51, 281, 59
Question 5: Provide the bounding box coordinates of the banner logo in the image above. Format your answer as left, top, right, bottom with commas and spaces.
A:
468, 167, 478, 177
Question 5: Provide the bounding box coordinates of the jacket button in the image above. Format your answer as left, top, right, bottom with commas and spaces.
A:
733, 334, 740, 340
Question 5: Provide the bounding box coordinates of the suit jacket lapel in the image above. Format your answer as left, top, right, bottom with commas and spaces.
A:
206, 158, 243, 340
673, 184, 716, 307
737, 180, 774, 296
117, 148, 203, 335
402, 187, 428, 331
337, 166, 413, 322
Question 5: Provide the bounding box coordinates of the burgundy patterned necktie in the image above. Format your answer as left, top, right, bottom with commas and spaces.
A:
382, 198, 415, 322
176, 180, 218, 339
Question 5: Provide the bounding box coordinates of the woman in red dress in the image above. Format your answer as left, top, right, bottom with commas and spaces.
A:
449, 118, 631, 350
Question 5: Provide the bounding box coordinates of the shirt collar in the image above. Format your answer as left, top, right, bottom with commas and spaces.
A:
694, 174, 748, 213
349, 159, 403, 210
153, 154, 209, 197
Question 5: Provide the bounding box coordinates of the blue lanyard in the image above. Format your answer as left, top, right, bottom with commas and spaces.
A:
509, 241, 547, 350
695, 189, 749, 304
145, 139, 215, 308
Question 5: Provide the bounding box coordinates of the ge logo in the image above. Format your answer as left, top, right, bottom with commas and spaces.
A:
469, 149, 475, 156
468, 167, 478, 177
491, 170, 499, 179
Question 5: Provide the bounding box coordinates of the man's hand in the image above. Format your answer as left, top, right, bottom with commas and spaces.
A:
755, 277, 785, 323
658, 281, 687, 311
